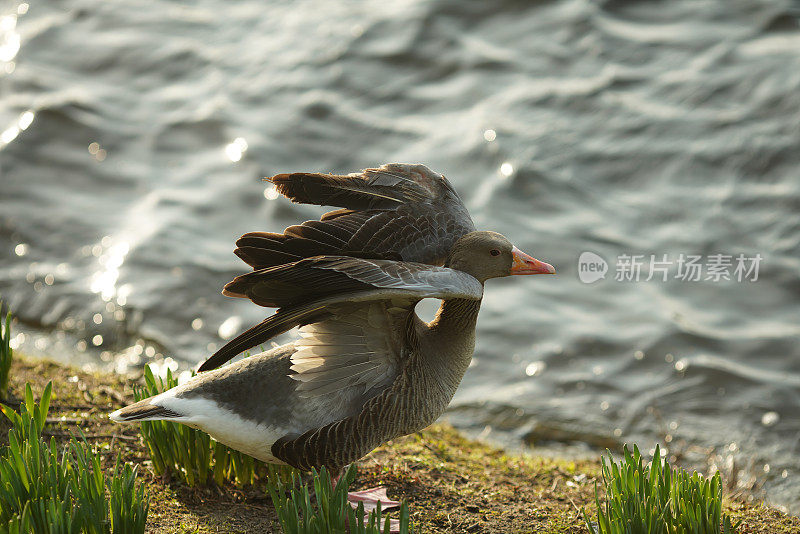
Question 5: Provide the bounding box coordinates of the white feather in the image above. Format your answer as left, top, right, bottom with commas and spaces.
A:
111, 387, 288, 464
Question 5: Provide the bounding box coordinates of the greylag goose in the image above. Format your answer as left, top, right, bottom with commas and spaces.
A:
110, 163, 554, 510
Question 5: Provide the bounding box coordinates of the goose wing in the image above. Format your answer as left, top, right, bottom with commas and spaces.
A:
198, 257, 481, 372
235, 163, 475, 269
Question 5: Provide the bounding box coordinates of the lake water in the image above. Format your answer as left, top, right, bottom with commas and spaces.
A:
1, 0, 799, 513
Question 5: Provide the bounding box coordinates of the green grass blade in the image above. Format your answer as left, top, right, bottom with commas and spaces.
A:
0, 309, 12, 400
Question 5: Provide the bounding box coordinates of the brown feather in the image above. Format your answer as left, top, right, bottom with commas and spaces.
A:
198, 302, 331, 372
270, 172, 405, 211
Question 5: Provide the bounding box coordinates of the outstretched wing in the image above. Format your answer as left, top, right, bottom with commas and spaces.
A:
198, 257, 482, 372
234, 163, 475, 269
222, 255, 481, 308
289, 299, 412, 399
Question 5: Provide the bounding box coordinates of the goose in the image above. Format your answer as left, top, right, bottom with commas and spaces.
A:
110, 163, 554, 513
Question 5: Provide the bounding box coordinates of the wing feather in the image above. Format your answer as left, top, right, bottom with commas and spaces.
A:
240, 164, 474, 269
222, 256, 482, 309
288, 300, 409, 399
198, 258, 481, 372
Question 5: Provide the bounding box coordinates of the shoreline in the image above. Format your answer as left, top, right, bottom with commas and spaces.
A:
2, 355, 797, 533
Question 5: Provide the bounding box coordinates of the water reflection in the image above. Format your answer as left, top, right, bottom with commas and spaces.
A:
761, 412, 779, 427
525, 361, 546, 376
117, 284, 132, 306
225, 137, 248, 162
263, 185, 279, 200
218, 316, 241, 340
0, 12, 20, 62
148, 357, 179, 379
1, 5, 31, 145
89, 240, 130, 301
88, 142, 107, 162
0, 110, 34, 148
9, 332, 24, 350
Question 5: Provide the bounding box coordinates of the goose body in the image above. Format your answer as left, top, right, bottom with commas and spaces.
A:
110, 163, 554, 473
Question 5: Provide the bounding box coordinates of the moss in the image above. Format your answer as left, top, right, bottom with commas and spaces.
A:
3, 355, 798, 533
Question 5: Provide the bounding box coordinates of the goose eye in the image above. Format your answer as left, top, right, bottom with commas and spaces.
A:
490, 249, 500, 256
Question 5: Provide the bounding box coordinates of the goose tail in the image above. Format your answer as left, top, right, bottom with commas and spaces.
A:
109, 396, 182, 423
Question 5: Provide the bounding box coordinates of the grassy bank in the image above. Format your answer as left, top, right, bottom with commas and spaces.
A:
1, 355, 797, 533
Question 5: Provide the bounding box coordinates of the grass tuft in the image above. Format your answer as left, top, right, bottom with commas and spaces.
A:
268, 463, 412, 534
585, 444, 740, 534
134, 363, 276, 487
0, 305, 12, 400
0, 382, 149, 533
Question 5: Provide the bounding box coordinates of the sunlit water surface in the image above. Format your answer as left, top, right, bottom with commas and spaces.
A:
1, 0, 799, 513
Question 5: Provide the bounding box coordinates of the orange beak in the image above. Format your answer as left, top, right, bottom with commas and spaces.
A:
510, 246, 556, 275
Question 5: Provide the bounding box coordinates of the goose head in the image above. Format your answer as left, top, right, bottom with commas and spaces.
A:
445, 231, 555, 283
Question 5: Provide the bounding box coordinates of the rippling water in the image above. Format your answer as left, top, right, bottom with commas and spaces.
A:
2, 0, 799, 513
